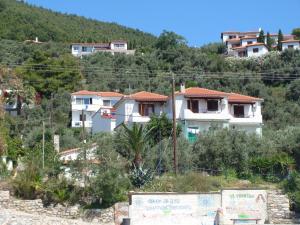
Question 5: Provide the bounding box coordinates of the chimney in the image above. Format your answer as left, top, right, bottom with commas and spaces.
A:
180, 81, 185, 93
35, 37, 38, 42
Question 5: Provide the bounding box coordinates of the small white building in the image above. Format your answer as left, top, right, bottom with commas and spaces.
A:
71, 90, 123, 130
92, 107, 117, 134
281, 40, 300, 51
232, 43, 268, 57
114, 91, 168, 128
71, 40, 135, 57
167, 85, 263, 141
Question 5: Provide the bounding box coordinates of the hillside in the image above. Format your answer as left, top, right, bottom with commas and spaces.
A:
0, 0, 156, 48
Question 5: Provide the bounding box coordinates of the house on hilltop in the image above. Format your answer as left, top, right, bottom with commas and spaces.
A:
71, 40, 135, 57
221, 29, 296, 57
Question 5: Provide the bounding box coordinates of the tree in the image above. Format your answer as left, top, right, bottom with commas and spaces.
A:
258, 29, 265, 43
278, 29, 284, 51
266, 32, 274, 50
121, 123, 152, 168
292, 28, 300, 40
287, 79, 300, 101
155, 30, 186, 50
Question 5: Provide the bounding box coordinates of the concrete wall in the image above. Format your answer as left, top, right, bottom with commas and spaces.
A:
282, 42, 300, 51
247, 45, 268, 57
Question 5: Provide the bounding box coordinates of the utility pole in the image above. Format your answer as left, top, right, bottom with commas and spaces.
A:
42, 121, 45, 169
171, 74, 178, 175
81, 109, 85, 142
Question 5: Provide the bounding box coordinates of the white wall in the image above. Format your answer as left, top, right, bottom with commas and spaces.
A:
282, 42, 300, 51
247, 45, 268, 57
92, 109, 116, 133
241, 38, 257, 46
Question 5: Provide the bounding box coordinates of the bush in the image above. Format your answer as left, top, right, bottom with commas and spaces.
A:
283, 172, 300, 212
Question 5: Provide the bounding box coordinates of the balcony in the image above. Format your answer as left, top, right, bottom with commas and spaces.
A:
128, 113, 151, 124
72, 104, 101, 112
183, 109, 230, 121
230, 114, 262, 124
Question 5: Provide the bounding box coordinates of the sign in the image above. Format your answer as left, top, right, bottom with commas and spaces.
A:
130, 193, 221, 225
222, 189, 267, 224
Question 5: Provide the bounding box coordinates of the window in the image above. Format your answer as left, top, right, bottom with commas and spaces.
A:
187, 100, 199, 113
103, 100, 111, 106
247, 41, 253, 45
253, 48, 259, 53
75, 98, 92, 105
73, 46, 79, 51
233, 105, 245, 118
139, 103, 154, 116
288, 45, 294, 49
187, 127, 199, 142
82, 47, 88, 52
79, 114, 86, 121
114, 43, 125, 48
207, 100, 218, 111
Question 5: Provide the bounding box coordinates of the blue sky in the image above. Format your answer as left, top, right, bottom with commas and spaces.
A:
26, 0, 300, 47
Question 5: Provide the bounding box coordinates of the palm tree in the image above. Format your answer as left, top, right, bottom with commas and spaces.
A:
121, 123, 152, 169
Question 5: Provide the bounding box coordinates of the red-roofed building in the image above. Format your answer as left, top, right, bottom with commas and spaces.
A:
222, 29, 296, 57
169, 84, 263, 141
114, 91, 168, 127
71, 40, 135, 57
71, 90, 123, 130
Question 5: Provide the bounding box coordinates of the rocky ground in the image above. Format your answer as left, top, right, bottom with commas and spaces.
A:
0, 208, 114, 225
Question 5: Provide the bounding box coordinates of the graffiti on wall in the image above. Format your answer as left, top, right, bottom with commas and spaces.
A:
222, 190, 267, 224
130, 193, 221, 225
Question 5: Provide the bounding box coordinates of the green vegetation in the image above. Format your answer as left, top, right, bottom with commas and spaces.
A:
0, 0, 156, 48
1, 0, 300, 212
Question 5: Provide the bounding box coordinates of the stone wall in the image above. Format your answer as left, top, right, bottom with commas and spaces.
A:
0, 191, 114, 224
267, 189, 299, 224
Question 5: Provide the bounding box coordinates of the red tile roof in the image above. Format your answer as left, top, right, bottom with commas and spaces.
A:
72, 90, 123, 97
126, 91, 168, 101
178, 87, 228, 98
245, 42, 266, 47
281, 39, 300, 43
222, 31, 259, 35
228, 93, 263, 103
240, 36, 257, 40
227, 38, 241, 43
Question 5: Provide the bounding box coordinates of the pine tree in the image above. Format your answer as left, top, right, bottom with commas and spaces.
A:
278, 29, 284, 51
266, 32, 273, 50
258, 29, 265, 43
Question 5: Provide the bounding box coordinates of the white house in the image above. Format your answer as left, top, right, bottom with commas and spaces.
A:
71, 40, 135, 57
222, 29, 296, 57
167, 85, 263, 141
232, 43, 269, 57
281, 40, 300, 51
71, 90, 123, 130
114, 91, 168, 128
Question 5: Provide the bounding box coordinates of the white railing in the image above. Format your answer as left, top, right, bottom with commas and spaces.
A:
183, 109, 230, 121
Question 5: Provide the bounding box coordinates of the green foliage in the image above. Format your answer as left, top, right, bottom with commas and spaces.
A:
155, 30, 186, 50
286, 79, 300, 101
292, 28, 300, 39
277, 29, 284, 51
142, 173, 223, 192
121, 123, 153, 168
258, 29, 265, 43
0, 0, 156, 47
283, 172, 300, 212
129, 167, 153, 188
266, 32, 274, 50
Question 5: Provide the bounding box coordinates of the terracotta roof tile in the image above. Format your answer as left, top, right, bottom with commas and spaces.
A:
72, 90, 123, 97
126, 91, 168, 101
281, 39, 300, 43
227, 38, 241, 43
179, 87, 228, 98
240, 36, 257, 40
228, 93, 263, 103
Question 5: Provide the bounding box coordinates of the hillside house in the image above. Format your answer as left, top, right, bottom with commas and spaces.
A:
167, 84, 263, 141
71, 40, 135, 57
114, 91, 168, 128
0, 89, 22, 116
221, 30, 296, 57
71, 90, 123, 130
281, 40, 300, 50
